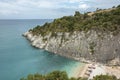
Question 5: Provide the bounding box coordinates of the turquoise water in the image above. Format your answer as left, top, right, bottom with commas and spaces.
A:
0, 19, 81, 80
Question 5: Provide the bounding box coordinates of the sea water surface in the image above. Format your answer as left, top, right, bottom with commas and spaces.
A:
0, 19, 82, 80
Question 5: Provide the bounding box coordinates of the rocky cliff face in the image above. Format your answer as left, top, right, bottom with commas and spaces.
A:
23, 30, 120, 65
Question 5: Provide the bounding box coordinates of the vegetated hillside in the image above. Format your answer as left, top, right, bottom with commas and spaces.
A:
24, 5, 120, 65
31, 5, 120, 37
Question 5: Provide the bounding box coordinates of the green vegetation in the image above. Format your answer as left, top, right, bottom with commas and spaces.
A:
30, 5, 120, 37
93, 75, 120, 80
20, 71, 87, 80
89, 42, 96, 55
20, 71, 120, 80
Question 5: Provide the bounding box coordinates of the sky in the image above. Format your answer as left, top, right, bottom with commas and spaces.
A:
0, 0, 120, 19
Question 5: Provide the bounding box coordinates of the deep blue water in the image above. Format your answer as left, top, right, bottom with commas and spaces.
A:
0, 19, 81, 80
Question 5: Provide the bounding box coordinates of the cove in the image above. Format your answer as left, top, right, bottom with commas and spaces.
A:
0, 19, 82, 80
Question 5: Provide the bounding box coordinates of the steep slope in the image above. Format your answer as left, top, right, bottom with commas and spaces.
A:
23, 5, 120, 65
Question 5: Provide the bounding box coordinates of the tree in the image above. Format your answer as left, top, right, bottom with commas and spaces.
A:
112, 6, 115, 8
30, 4, 120, 36
45, 71, 69, 80
117, 5, 120, 8
93, 75, 118, 80
74, 11, 81, 17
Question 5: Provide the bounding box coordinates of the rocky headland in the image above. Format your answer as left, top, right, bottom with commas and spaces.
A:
23, 5, 120, 66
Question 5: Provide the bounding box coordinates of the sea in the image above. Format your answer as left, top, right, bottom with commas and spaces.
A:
0, 19, 82, 80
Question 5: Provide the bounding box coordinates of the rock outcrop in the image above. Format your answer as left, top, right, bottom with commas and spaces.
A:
23, 6, 120, 65
23, 30, 120, 65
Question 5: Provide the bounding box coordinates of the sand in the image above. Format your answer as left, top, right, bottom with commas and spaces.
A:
70, 63, 120, 79
70, 63, 106, 79
105, 66, 120, 79
88, 64, 106, 79
69, 63, 86, 78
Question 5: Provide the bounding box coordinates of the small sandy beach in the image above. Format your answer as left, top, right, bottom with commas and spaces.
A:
70, 63, 120, 79
69, 63, 86, 78
105, 66, 120, 79
78, 63, 106, 79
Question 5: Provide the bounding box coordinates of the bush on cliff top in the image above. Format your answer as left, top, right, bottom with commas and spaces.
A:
31, 5, 120, 36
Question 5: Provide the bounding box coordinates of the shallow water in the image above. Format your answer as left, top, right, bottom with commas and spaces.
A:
0, 19, 82, 80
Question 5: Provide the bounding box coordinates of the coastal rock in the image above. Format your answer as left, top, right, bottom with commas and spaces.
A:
24, 30, 120, 65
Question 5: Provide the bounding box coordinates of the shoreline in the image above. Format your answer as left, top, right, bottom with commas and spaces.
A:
23, 31, 120, 66
72, 63, 105, 79
23, 32, 120, 79
69, 62, 120, 79
69, 63, 86, 78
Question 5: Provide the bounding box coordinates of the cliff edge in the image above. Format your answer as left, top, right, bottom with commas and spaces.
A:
23, 5, 120, 65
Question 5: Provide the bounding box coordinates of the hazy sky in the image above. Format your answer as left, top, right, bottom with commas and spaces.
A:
0, 0, 120, 19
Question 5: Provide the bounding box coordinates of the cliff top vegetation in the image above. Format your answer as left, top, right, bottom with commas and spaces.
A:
30, 5, 120, 36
